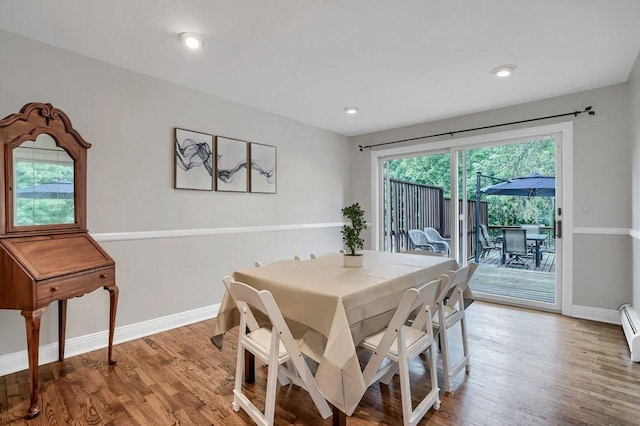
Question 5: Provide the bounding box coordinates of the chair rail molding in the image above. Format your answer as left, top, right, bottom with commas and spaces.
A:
91, 222, 345, 243
573, 227, 631, 236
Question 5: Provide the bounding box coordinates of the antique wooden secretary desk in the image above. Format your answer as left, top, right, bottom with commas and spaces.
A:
0, 103, 118, 418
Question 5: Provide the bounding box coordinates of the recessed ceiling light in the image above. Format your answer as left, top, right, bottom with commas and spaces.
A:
491, 64, 516, 77
344, 106, 359, 115
178, 32, 202, 50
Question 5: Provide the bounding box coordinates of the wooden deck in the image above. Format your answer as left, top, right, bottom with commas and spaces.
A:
469, 250, 556, 304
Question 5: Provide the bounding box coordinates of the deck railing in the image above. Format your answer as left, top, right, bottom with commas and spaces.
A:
384, 179, 554, 257
385, 179, 488, 257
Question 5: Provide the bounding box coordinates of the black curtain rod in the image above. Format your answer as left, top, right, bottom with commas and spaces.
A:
358, 106, 595, 151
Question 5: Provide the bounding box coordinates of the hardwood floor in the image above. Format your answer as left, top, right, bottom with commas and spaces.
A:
1, 302, 639, 425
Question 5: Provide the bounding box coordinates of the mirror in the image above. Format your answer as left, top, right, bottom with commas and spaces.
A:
12, 134, 75, 226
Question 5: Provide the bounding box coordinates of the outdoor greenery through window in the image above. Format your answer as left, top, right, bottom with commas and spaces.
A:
13, 134, 75, 226
387, 139, 555, 228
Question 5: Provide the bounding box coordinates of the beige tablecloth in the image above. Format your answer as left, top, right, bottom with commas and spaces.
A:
212, 250, 458, 412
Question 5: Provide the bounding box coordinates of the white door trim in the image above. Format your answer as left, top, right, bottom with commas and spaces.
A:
370, 121, 574, 316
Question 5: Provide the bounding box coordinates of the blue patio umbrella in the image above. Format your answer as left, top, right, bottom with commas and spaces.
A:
481, 174, 555, 197
16, 181, 74, 199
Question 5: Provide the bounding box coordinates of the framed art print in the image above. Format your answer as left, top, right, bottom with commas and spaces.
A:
215, 136, 248, 192
175, 128, 214, 191
250, 143, 277, 194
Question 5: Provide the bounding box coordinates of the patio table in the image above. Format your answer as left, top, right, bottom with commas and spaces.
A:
211, 250, 458, 422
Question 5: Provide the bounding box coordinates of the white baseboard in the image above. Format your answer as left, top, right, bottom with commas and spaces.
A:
572, 304, 620, 325
0, 303, 220, 377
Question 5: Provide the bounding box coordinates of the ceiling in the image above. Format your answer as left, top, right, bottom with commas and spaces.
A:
1, 1, 639, 137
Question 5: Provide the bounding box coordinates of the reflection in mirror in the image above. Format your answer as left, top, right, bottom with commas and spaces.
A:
13, 134, 75, 226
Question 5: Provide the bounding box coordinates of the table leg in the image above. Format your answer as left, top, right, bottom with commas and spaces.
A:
331, 404, 347, 426
104, 284, 119, 365
244, 349, 255, 383
58, 299, 67, 361
535, 241, 541, 267
243, 325, 255, 383
21, 307, 47, 419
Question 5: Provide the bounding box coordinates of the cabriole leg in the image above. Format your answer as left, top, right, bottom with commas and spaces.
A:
21, 307, 47, 419
104, 284, 119, 365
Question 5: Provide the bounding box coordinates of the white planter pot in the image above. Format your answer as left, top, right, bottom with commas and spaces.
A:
343, 253, 364, 268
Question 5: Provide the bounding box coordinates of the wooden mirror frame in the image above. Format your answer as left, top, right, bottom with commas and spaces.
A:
0, 103, 90, 236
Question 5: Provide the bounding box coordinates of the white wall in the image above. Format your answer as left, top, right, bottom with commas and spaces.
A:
631, 53, 640, 310
0, 30, 350, 359
350, 83, 633, 312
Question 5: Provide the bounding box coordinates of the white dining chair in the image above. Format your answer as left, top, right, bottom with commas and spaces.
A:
293, 255, 316, 260
223, 276, 332, 425
433, 263, 477, 393
347, 276, 448, 426
229, 268, 294, 387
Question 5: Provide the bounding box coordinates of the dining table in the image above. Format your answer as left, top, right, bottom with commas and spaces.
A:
211, 250, 459, 424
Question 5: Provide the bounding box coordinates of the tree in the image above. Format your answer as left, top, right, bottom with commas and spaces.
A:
387, 139, 556, 227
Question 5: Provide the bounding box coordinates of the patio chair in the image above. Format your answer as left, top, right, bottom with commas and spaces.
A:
521, 224, 546, 260
503, 229, 529, 268
402, 249, 446, 257
423, 227, 451, 256
520, 224, 540, 235
408, 229, 436, 252
479, 224, 501, 258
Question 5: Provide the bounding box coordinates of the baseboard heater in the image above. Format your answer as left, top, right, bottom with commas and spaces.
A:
620, 304, 639, 362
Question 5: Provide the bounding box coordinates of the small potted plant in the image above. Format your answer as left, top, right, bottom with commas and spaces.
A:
341, 203, 368, 267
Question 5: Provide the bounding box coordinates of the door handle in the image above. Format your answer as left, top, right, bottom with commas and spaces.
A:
555, 220, 562, 239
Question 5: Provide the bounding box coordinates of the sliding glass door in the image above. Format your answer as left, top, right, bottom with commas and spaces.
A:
456, 136, 561, 311
378, 132, 563, 312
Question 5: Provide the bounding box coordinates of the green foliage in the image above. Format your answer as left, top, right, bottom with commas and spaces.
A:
341, 203, 368, 255
387, 139, 556, 227
15, 161, 75, 226
388, 153, 452, 194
